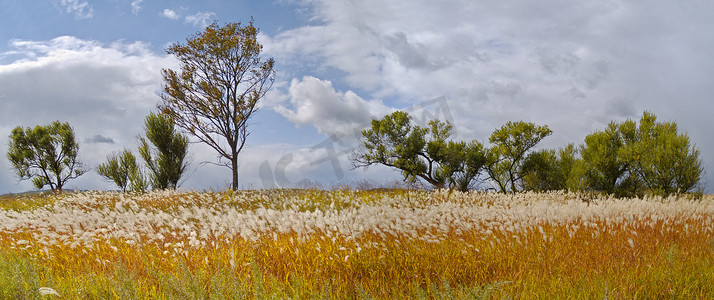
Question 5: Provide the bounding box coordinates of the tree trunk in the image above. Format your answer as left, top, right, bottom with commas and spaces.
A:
510, 179, 517, 194
509, 170, 518, 194
231, 156, 239, 191
55, 173, 62, 194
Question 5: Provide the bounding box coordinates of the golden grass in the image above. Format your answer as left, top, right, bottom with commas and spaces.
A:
1, 189, 713, 299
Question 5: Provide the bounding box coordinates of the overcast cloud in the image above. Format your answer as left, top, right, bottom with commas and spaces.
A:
265, 0, 714, 190
1, 0, 713, 193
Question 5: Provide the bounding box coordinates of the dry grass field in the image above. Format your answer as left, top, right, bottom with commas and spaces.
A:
1, 189, 713, 299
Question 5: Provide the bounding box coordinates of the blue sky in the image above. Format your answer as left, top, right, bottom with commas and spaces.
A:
1, 0, 714, 193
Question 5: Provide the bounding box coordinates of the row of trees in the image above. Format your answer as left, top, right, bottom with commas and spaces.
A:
352, 111, 703, 196
521, 111, 703, 196
7, 20, 275, 193
4, 20, 704, 196
7, 113, 189, 193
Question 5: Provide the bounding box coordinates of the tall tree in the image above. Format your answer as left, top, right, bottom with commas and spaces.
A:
160, 20, 275, 190
619, 112, 702, 195
7, 121, 86, 193
138, 113, 189, 190
352, 111, 487, 191
580, 111, 702, 196
486, 121, 552, 193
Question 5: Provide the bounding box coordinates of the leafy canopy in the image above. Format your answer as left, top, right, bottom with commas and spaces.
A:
575, 111, 703, 196
7, 121, 86, 193
579, 122, 633, 194
486, 121, 552, 193
520, 144, 579, 192
138, 113, 189, 190
160, 19, 275, 190
352, 111, 486, 191
620, 112, 702, 195
97, 149, 146, 192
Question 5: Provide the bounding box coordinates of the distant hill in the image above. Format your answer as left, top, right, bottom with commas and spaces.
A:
0, 190, 49, 200
0, 189, 86, 199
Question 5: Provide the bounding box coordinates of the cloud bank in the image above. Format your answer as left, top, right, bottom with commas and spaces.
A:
0, 36, 176, 193
264, 0, 714, 190
3, 0, 714, 192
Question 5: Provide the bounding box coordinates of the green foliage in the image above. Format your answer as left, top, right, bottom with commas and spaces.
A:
353, 111, 699, 196
520, 144, 579, 192
6, 121, 86, 193
619, 111, 703, 195
160, 19, 276, 191
447, 141, 488, 192
580, 122, 635, 196
580, 111, 702, 196
565, 158, 589, 192
128, 165, 150, 193
352, 111, 487, 191
138, 113, 189, 190
485, 121, 552, 193
97, 149, 146, 192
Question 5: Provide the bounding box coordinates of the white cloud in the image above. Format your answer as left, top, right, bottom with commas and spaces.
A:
262, 0, 714, 191
0, 36, 178, 193
184, 12, 216, 28
233, 143, 403, 189
160, 9, 180, 20
57, 0, 94, 19
131, 0, 143, 15
3, 0, 714, 193
274, 76, 393, 145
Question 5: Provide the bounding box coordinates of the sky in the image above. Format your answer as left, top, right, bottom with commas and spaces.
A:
1, 0, 713, 193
